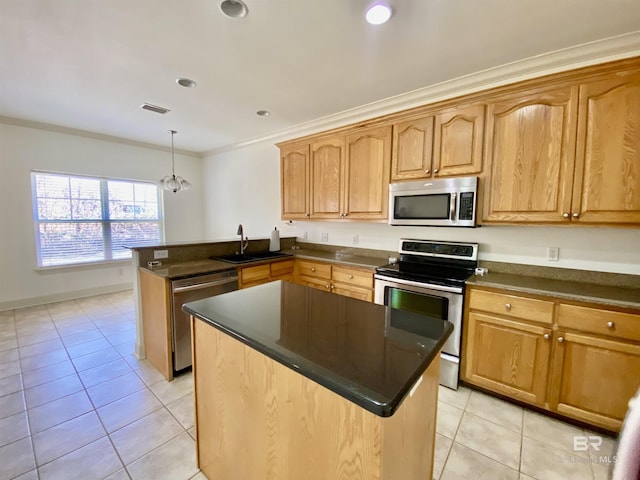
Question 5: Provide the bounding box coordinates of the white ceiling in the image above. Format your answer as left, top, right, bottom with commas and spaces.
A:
1, 0, 639, 153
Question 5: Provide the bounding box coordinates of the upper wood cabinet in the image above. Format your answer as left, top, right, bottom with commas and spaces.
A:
344, 125, 392, 219
390, 105, 484, 182
572, 69, 640, 224
483, 87, 579, 223
281, 143, 309, 220
310, 137, 345, 219
433, 104, 485, 177
391, 115, 435, 181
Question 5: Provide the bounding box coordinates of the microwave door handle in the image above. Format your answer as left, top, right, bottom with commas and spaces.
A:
450, 193, 457, 221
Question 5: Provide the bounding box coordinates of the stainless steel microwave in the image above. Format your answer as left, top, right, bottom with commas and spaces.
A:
389, 176, 478, 227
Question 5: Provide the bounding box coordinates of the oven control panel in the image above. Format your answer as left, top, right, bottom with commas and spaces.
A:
399, 239, 478, 260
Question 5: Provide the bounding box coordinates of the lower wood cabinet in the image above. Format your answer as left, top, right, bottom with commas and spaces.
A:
464, 312, 552, 406
295, 259, 374, 302
239, 259, 294, 289
463, 285, 640, 432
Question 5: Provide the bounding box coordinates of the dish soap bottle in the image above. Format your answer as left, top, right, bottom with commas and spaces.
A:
269, 227, 280, 252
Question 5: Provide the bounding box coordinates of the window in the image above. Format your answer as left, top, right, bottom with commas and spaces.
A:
31, 172, 164, 267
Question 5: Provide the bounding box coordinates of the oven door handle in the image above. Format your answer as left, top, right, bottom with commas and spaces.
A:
450, 192, 457, 221
374, 274, 463, 294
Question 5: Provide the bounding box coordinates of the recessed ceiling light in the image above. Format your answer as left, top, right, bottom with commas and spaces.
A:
176, 78, 197, 88
365, 2, 392, 25
220, 0, 248, 18
256, 110, 270, 117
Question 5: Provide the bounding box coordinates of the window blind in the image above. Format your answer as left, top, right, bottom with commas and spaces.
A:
32, 172, 164, 267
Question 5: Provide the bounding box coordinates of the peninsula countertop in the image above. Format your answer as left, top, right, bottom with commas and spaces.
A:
183, 281, 452, 417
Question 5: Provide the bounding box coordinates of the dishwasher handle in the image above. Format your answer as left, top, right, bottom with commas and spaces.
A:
172, 276, 238, 293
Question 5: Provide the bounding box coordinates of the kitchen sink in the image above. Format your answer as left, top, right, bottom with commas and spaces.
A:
212, 252, 293, 264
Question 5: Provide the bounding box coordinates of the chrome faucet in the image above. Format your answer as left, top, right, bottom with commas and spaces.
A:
236, 224, 249, 254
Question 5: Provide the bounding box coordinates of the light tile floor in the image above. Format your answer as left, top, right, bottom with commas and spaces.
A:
435, 384, 618, 480
0, 291, 618, 480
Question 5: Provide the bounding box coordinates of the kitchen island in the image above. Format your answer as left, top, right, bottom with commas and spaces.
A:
184, 281, 452, 480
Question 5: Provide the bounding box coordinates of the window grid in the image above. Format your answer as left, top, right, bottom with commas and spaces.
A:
32, 172, 164, 267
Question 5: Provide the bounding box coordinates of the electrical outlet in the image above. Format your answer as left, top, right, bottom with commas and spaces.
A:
321, 232, 329, 242
547, 247, 559, 262
154, 249, 169, 259
352, 234, 359, 245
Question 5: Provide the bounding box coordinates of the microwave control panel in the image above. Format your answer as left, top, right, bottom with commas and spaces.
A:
459, 192, 475, 221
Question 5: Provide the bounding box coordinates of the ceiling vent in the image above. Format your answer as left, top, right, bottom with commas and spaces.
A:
140, 103, 170, 114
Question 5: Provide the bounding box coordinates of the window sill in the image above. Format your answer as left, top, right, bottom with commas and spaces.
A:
35, 259, 133, 272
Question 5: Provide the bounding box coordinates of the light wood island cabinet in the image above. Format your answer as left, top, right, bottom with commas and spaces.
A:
464, 285, 640, 432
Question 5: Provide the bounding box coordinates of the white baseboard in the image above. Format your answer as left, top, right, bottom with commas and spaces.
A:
0, 283, 133, 311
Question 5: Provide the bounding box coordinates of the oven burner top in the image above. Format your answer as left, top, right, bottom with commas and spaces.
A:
376, 238, 479, 289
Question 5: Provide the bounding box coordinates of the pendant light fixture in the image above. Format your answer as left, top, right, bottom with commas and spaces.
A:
159, 130, 191, 193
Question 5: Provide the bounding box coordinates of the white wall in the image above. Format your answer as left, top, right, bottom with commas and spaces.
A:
0, 122, 204, 307
202, 139, 640, 276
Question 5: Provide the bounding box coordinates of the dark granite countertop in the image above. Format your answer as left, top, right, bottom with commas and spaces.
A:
468, 272, 640, 310
183, 281, 452, 417
142, 249, 387, 279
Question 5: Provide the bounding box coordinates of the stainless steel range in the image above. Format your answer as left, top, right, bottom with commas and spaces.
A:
374, 239, 478, 390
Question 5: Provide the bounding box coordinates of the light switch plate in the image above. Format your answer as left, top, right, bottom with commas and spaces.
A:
321, 232, 328, 242
154, 249, 169, 259
546, 247, 559, 261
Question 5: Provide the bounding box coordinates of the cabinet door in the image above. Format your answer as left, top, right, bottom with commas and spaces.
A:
433, 104, 485, 177
280, 143, 310, 219
483, 87, 578, 223
344, 126, 392, 219
391, 116, 434, 181
240, 264, 270, 289
310, 137, 345, 219
464, 312, 552, 406
548, 331, 640, 431
573, 70, 640, 224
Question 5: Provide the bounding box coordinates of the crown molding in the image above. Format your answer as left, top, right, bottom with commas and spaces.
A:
202, 30, 640, 157
0, 116, 201, 158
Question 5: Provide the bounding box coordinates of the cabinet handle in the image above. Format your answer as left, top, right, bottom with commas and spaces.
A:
558, 336, 564, 343
433, 168, 439, 174
325, 284, 330, 289
563, 213, 570, 218
425, 169, 431, 174
311, 268, 316, 272
505, 303, 511, 311
607, 321, 615, 328
543, 333, 550, 340
348, 275, 353, 279
572, 212, 579, 218
306, 213, 310, 217
344, 212, 348, 217
329, 284, 334, 289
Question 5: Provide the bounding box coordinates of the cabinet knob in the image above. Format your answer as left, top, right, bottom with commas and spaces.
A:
607, 321, 615, 328
433, 168, 439, 174
563, 213, 570, 218
344, 212, 348, 217
425, 169, 431, 174
311, 268, 316, 272
348, 275, 354, 279
572, 212, 579, 218
325, 284, 330, 289
505, 303, 511, 311
558, 336, 564, 343
329, 284, 334, 289
306, 213, 310, 217
543, 333, 550, 340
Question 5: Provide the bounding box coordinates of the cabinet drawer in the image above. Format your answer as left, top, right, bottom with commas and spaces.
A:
241, 264, 270, 284
297, 260, 331, 280
468, 289, 554, 324
557, 304, 640, 342
333, 285, 373, 302
332, 266, 373, 289
270, 259, 294, 277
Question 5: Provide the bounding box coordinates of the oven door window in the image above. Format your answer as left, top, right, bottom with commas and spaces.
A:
385, 287, 449, 337
393, 193, 450, 220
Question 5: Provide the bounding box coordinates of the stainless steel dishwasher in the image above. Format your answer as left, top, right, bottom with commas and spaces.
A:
171, 269, 238, 372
